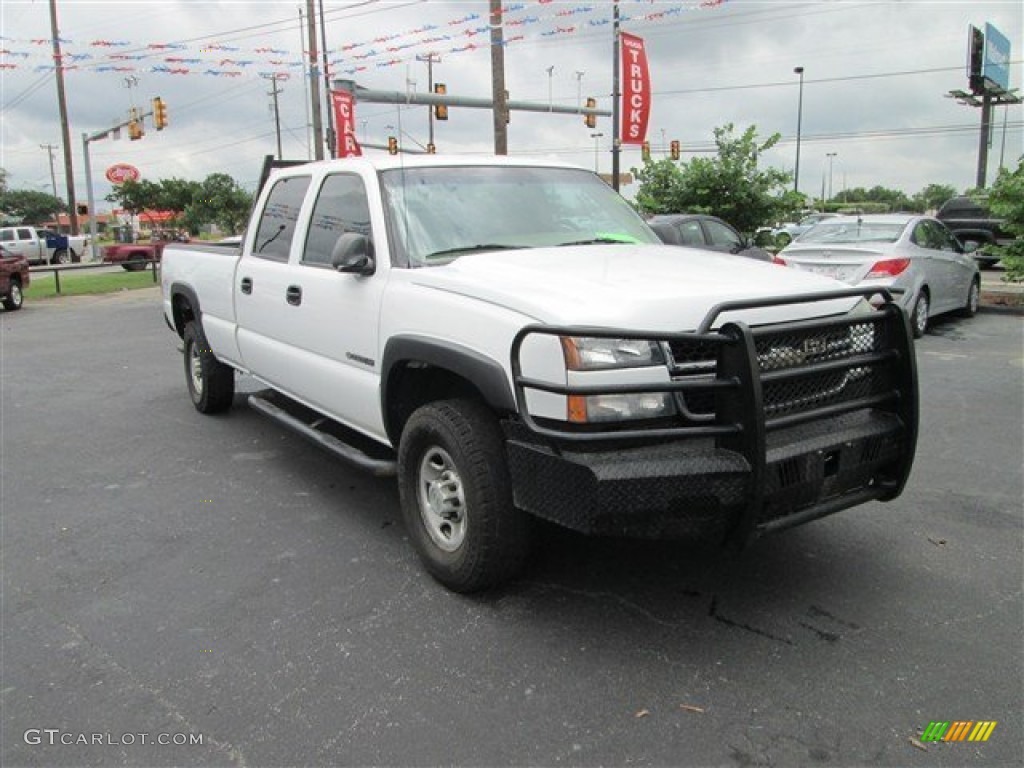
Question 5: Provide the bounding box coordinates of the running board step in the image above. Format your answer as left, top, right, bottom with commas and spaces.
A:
248, 392, 397, 477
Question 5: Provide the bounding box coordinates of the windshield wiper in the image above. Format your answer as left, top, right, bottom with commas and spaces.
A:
424, 243, 525, 260
557, 234, 642, 247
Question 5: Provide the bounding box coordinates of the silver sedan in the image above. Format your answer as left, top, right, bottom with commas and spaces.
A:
775, 214, 981, 338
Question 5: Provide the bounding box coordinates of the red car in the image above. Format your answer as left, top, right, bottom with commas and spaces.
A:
1, 244, 30, 311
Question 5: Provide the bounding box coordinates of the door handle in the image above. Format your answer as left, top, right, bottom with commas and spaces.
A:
286, 285, 302, 306
240, 277, 253, 294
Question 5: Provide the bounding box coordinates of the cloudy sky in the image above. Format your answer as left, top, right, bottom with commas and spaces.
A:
1, 0, 1021, 209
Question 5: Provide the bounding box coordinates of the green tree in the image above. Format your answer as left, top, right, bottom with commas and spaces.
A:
106, 179, 162, 215
839, 185, 916, 212
913, 183, 956, 213
193, 174, 252, 235
984, 158, 1024, 282
632, 124, 800, 234
0, 187, 67, 225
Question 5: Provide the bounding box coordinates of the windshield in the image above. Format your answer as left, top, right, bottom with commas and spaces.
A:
799, 220, 905, 244
379, 165, 660, 266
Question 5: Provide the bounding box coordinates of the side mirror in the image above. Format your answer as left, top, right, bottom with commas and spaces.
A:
961, 240, 979, 254
330, 233, 376, 275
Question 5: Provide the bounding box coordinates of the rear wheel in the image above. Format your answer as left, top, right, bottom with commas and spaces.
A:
911, 290, 930, 339
183, 321, 234, 413
959, 277, 980, 318
397, 399, 531, 592
3, 278, 23, 311
51, 248, 69, 265
122, 252, 148, 272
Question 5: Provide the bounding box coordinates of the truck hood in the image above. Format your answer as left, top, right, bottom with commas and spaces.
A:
408, 244, 863, 330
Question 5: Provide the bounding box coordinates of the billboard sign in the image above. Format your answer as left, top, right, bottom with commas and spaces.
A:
105, 163, 140, 184
983, 23, 1010, 91
330, 90, 362, 158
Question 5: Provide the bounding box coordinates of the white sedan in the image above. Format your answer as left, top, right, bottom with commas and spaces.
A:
774, 214, 981, 338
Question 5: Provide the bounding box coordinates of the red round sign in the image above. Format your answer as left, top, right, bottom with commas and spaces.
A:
106, 163, 140, 184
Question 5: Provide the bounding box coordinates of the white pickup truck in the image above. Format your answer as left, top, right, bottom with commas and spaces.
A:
162, 155, 918, 592
0, 225, 89, 264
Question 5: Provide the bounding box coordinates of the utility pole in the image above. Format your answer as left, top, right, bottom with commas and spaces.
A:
318, 0, 335, 157
489, 0, 508, 155
305, 0, 325, 160
41, 142, 61, 229
417, 52, 441, 147
49, 0, 78, 235
611, 1, 621, 192
793, 66, 805, 194
264, 74, 284, 160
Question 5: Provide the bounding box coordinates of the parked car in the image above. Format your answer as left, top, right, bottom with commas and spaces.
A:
0, 244, 30, 311
0, 225, 88, 264
647, 214, 772, 261
935, 195, 1012, 268
775, 214, 980, 338
771, 212, 841, 248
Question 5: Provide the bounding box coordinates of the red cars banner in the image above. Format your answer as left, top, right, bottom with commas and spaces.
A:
620, 32, 650, 145
330, 90, 362, 158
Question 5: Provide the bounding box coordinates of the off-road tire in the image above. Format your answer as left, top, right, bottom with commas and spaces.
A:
183, 321, 234, 413
397, 399, 531, 592
2, 278, 23, 311
51, 249, 70, 265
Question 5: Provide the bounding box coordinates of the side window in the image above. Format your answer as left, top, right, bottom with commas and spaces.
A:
302, 174, 372, 267
0, 230, 12, 243
933, 221, 959, 251
677, 221, 705, 246
17, 228, 33, 240
704, 219, 741, 248
251, 175, 311, 262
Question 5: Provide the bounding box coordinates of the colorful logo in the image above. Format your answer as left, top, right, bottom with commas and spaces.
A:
921, 721, 997, 742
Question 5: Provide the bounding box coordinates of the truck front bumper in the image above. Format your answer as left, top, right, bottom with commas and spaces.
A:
504, 409, 908, 543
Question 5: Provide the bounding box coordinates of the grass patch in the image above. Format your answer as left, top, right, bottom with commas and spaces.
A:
26, 269, 159, 299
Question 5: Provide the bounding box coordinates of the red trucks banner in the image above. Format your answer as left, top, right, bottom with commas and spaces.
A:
330, 90, 362, 158
620, 32, 651, 145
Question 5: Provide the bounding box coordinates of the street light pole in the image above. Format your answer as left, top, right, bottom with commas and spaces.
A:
826, 152, 837, 202
793, 66, 804, 195
591, 132, 603, 173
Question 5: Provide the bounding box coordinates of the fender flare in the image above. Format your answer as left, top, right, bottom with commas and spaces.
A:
380, 335, 516, 437
169, 282, 202, 336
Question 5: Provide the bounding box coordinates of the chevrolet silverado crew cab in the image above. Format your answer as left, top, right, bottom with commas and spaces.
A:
162, 155, 918, 592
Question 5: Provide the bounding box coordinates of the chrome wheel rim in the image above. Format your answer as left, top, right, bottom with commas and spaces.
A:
417, 446, 467, 552
9, 284, 22, 307
188, 342, 204, 396
969, 282, 980, 314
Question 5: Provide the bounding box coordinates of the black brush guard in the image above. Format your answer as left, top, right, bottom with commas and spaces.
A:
506, 288, 918, 546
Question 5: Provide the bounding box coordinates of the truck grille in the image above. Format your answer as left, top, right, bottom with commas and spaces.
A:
667, 319, 895, 426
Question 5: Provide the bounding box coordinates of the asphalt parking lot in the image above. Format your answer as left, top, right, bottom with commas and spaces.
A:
2, 288, 1021, 767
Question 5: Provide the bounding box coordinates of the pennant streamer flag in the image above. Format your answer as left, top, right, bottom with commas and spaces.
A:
620, 31, 651, 144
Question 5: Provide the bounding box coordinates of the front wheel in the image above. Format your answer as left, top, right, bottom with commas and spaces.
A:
183, 321, 234, 413
397, 399, 531, 592
3, 279, 24, 311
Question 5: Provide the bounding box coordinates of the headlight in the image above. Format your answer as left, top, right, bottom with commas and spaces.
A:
568, 392, 676, 423
560, 336, 665, 370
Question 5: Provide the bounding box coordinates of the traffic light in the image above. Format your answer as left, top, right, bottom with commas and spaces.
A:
387, 136, 398, 155
642, 141, 651, 161
584, 97, 596, 129
76, 204, 88, 216
433, 83, 448, 121
427, 142, 436, 154
128, 108, 144, 141
670, 140, 680, 161
152, 96, 168, 130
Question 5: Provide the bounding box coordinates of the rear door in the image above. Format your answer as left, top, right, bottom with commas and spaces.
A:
909, 220, 955, 311
234, 173, 314, 390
